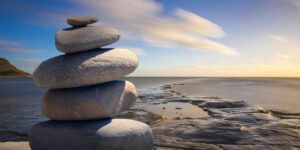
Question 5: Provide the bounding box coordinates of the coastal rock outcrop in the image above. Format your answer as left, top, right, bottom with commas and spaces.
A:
29, 17, 153, 150
0, 58, 31, 77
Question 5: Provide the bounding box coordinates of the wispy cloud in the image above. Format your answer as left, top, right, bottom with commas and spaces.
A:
69, 0, 238, 56
2, 0, 238, 56
0, 40, 22, 47
16, 58, 43, 66
15, 58, 44, 73
266, 35, 288, 43
288, 0, 300, 10
121, 47, 145, 56
277, 54, 291, 60
0, 39, 44, 54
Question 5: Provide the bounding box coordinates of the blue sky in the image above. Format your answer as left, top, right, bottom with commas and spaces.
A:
1, 0, 300, 77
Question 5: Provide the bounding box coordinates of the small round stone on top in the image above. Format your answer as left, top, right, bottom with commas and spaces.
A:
67, 16, 98, 27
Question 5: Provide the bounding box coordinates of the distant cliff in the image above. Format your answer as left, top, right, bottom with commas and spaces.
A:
0, 58, 31, 77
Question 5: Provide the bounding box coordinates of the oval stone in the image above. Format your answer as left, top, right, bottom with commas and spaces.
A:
55, 26, 120, 53
67, 16, 98, 27
29, 119, 154, 150
33, 48, 138, 89
42, 80, 137, 120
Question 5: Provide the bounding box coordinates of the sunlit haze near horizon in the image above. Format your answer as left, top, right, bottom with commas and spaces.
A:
1, 0, 300, 77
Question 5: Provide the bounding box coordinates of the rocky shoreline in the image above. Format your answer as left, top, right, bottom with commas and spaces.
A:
151, 84, 300, 149
1, 82, 300, 149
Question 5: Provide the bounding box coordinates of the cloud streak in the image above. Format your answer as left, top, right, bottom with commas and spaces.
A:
0, 40, 44, 54
16, 58, 43, 66
288, 0, 300, 10
121, 47, 145, 56
266, 35, 288, 43
72, 0, 238, 56
2, 0, 238, 56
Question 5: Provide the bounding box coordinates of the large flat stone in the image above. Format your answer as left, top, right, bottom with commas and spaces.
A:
29, 119, 153, 150
55, 26, 120, 53
33, 48, 138, 89
42, 80, 137, 120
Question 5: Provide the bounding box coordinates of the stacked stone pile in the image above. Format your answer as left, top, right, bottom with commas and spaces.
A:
29, 16, 153, 150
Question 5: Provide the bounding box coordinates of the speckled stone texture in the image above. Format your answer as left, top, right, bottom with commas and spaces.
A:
29, 119, 154, 150
33, 48, 138, 89
55, 26, 120, 53
42, 81, 137, 120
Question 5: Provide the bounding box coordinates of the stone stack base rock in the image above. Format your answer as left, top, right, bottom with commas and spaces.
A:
29, 16, 154, 150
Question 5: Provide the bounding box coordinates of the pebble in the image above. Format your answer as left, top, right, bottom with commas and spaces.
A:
33, 48, 138, 89
29, 119, 154, 150
42, 81, 137, 120
55, 26, 120, 53
67, 16, 98, 27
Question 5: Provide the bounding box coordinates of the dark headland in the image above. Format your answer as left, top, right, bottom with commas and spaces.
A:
0, 58, 31, 77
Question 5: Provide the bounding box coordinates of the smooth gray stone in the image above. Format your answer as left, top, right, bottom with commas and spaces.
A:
67, 16, 98, 27
33, 48, 138, 89
42, 80, 137, 120
55, 26, 120, 53
29, 119, 154, 150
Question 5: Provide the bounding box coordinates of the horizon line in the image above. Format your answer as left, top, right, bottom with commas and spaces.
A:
126, 76, 300, 78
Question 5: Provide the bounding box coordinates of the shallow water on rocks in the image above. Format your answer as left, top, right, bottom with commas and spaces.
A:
137, 84, 300, 149
172, 77, 300, 113
144, 102, 208, 119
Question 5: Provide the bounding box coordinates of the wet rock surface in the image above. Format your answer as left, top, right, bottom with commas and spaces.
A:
130, 85, 300, 149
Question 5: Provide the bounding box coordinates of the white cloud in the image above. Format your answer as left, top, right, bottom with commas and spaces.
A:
266, 35, 288, 43
121, 47, 145, 56
174, 8, 225, 38
4, 0, 238, 56
0, 39, 44, 54
72, 0, 238, 56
